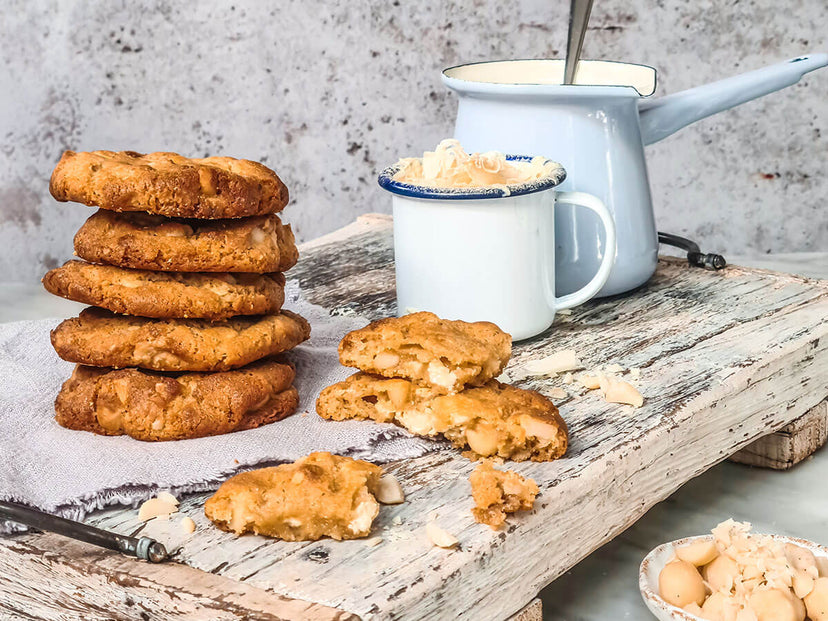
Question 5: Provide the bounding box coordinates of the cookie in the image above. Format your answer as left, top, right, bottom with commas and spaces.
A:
470, 461, 539, 529
43, 260, 286, 321
74, 210, 298, 273
204, 452, 383, 541
316, 371, 443, 424
54, 358, 298, 441
50, 150, 288, 219
338, 311, 511, 393
51, 307, 311, 372
317, 373, 568, 462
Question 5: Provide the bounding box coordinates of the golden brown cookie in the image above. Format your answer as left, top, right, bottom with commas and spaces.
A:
74, 210, 298, 273
316, 371, 443, 424
470, 461, 539, 529
51, 307, 311, 372
204, 452, 383, 541
338, 312, 511, 393
43, 260, 286, 321
55, 358, 298, 441
50, 150, 289, 219
317, 373, 568, 462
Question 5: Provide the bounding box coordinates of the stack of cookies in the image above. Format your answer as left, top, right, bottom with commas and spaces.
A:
317, 312, 569, 462
43, 150, 310, 442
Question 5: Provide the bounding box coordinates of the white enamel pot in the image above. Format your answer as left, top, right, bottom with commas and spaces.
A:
442, 55, 828, 297
378, 158, 617, 341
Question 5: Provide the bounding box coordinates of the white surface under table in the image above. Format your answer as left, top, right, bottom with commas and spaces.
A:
0, 222, 825, 620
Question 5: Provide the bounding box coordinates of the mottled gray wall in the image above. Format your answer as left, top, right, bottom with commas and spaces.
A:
0, 0, 825, 281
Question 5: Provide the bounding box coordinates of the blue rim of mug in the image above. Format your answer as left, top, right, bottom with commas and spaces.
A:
377, 155, 567, 200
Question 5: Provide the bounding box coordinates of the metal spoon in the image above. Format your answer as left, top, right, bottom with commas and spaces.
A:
563, 0, 594, 84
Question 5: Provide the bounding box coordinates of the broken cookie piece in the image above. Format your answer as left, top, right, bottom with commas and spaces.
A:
470, 461, 539, 529
338, 312, 511, 393
316, 372, 443, 424
317, 375, 568, 462
204, 452, 383, 541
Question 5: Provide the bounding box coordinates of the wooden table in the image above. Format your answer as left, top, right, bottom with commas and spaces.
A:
1, 214, 827, 621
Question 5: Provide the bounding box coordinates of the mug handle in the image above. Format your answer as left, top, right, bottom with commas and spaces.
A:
553, 191, 617, 310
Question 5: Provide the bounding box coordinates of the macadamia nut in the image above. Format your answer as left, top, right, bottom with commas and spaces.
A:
676, 539, 719, 567
747, 588, 802, 621
804, 577, 828, 621
704, 554, 740, 593
659, 560, 706, 608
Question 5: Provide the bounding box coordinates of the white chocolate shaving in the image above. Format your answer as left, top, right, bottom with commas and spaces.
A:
521, 350, 582, 376
393, 139, 560, 189
426, 522, 458, 549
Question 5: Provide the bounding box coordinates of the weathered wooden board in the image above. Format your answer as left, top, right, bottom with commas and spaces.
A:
2, 214, 827, 621
730, 400, 828, 469
0, 533, 357, 621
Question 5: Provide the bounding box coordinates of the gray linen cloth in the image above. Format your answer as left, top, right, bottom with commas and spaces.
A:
0, 282, 441, 529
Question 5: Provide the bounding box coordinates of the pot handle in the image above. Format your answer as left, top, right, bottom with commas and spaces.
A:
553, 191, 617, 310
639, 53, 828, 145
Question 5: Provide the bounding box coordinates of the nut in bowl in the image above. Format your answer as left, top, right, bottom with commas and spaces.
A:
377, 140, 617, 341
640, 522, 828, 621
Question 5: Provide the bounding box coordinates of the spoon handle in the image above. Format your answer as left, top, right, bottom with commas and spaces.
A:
0, 500, 169, 563
563, 0, 594, 84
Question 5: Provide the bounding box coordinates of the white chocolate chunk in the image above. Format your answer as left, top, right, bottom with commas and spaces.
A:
373, 351, 401, 370
156, 492, 179, 506
138, 497, 178, 522
578, 374, 601, 390
603, 378, 644, 408
375, 475, 405, 505
426, 522, 458, 549
548, 387, 567, 400
521, 350, 582, 376
180, 516, 196, 534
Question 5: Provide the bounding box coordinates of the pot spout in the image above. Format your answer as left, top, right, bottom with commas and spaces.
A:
638, 53, 827, 146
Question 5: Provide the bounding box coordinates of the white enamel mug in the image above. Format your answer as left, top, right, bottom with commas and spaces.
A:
378, 157, 617, 340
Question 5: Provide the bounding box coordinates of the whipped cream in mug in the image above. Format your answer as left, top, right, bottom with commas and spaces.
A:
393, 139, 559, 190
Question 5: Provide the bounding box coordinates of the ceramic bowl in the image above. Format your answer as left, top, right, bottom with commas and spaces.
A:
639, 533, 828, 620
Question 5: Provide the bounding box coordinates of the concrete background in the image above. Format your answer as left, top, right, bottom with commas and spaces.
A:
0, 0, 825, 281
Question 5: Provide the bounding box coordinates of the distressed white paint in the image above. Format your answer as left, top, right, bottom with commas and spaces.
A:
1, 215, 827, 620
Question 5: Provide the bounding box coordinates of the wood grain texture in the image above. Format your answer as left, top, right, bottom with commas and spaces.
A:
2, 214, 828, 621
730, 400, 828, 469
506, 599, 541, 621
0, 533, 357, 621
